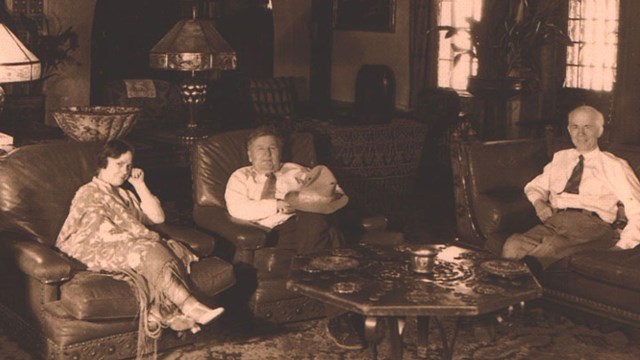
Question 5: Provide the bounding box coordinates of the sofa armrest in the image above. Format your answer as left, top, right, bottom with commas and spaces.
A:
150, 223, 215, 257
0, 235, 81, 284
193, 205, 269, 250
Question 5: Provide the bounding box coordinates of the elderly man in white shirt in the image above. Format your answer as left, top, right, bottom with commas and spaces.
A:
502, 105, 640, 274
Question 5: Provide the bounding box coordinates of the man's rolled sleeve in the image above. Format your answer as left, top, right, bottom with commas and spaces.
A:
613, 161, 640, 249
524, 162, 553, 205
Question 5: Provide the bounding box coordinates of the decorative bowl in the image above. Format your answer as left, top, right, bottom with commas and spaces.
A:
53, 106, 141, 142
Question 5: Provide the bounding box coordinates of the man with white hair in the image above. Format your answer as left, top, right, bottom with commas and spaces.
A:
502, 105, 640, 274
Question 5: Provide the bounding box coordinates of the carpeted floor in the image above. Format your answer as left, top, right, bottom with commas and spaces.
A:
5, 307, 639, 359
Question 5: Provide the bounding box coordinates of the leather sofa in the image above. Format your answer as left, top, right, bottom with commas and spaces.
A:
0, 141, 235, 359
450, 134, 640, 333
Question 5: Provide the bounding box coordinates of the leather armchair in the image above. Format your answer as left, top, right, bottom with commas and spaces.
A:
191, 129, 326, 323
450, 135, 640, 333
191, 129, 404, 323
0, 141, 235, 359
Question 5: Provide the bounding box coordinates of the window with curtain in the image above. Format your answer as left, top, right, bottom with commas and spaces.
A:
436, 0, 482, 91
565, 0, 619, 91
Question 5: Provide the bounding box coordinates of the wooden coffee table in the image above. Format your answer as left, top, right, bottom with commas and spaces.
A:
286, 244, 542, 359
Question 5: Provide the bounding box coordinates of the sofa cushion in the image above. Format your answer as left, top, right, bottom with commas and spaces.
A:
190, 256, 236, 297
61, 257, 235, 320
60, 272, 138, 320
569, 247, 640, 292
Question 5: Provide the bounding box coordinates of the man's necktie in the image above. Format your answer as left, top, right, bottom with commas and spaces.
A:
562, 155, 584, 194
260, 173, 277, 200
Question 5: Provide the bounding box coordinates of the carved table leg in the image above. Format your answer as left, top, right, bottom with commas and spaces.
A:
416, 316, 430, 358
365, 316, 406, 360
387, 317, 403, 359
365, 316, 382, 359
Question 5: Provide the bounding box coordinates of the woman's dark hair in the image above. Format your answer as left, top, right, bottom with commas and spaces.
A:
97, 139, 135, 169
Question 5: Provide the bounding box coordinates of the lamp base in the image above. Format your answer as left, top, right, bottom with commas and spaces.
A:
177, 124, 209, 145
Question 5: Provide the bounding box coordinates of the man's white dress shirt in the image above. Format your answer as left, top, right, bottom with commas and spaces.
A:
525, 148, 640, 249
225, 162, 309, 228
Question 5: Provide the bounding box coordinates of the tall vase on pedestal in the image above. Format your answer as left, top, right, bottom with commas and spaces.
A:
467, 76, 524, 140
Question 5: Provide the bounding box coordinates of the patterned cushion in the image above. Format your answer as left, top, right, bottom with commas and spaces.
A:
248, 77, 298, 124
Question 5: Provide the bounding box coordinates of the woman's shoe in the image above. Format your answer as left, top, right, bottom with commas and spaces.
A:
181, 297, 225, 325
166, 314, 197, 332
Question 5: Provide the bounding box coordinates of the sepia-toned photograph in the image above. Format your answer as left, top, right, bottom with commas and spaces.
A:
0, 0, 638, 359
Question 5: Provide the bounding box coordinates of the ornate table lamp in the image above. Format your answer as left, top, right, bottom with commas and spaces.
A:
150, 8, 236, 144
0, 23, 41, 121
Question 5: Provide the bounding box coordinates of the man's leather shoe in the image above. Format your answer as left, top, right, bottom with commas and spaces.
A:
523, 255, 543, 279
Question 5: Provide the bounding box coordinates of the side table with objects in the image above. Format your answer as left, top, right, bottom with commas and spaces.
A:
287, 242, 542, 359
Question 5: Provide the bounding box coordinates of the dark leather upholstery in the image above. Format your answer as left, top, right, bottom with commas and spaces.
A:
451, 136, 640, 330
0, 141, 235, 359
0, 141, 100, 245
191, 130, 325, 323
244, 76, 309, 128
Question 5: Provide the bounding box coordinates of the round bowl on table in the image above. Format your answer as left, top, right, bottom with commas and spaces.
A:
53, 106, 141, 142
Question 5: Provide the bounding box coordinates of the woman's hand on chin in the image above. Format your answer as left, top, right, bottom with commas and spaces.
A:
127, 168, 146, 188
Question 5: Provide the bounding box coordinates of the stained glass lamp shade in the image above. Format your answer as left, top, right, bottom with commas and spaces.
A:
150, 11, 236, 144
0, 23, 41, 118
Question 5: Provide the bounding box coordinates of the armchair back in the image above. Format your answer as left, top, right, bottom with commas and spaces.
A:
191, 129, 317, 209
452, 136, 640, 253
246, 77, 308, 125
0, 141, 101, 245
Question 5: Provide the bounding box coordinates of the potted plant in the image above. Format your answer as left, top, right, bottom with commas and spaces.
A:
428, 17, 483, 71
501, 0, 572, 136
5, 14, 79, 125
502, 0, 572, 86
428, 2, 521, 95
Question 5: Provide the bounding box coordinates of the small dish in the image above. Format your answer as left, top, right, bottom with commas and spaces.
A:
332, 281, 362, 294
308, 256, 360, 271
480, 259, 530, 278
330, 248, 362, 258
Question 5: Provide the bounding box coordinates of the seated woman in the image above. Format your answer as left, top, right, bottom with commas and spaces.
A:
56, 140, 223, 347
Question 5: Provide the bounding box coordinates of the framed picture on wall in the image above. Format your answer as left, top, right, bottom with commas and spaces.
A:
333, 0, 396, 33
